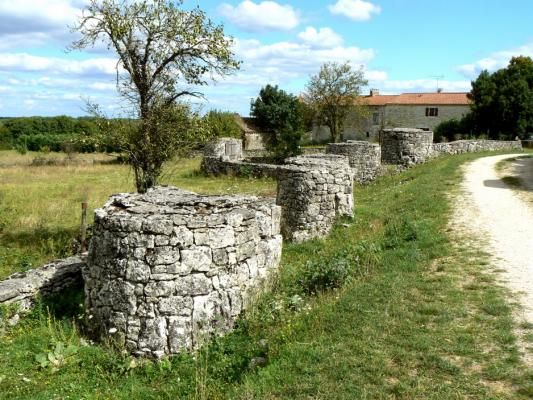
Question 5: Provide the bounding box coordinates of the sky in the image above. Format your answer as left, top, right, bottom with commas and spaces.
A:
0, 0, 532, 117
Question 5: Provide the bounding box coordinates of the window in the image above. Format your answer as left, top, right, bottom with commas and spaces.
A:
372, 112, 380, 125
425, 107, 438, 117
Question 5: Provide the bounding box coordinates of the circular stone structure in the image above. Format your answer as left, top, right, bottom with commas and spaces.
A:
277, 155, 354, 243
326, 141, 381, 184
84, 187, 282, 358
380, 128, 433, 167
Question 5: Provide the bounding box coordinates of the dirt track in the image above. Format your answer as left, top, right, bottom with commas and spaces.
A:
453, 154, 533, 362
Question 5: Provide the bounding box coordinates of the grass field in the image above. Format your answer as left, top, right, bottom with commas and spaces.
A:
0, 149, 532, 399
0, 151, 276, 279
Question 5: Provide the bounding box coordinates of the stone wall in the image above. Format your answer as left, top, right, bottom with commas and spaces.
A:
203, 137, 243, 161
0, 256, 84, 311
432, 139, 522, 155
277, 155, 353, 243
201, 158, 279, 179
84, 187, 282, 358
382, 104, 469, 131
381, 128, 433, 167
326, 141, 381, 184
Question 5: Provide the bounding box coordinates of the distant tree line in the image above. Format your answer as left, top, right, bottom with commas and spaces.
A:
0, 116, 105, 152
0, 112, 244, 153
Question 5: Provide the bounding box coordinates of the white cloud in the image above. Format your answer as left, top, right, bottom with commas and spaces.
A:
298, 27, 343, 48
377, 79, 471, 93
0, 0, 85, 49
234, 38, 376, 80
88, 82, 116, 91
0, 53, 117, 77
0, 0, 81, 32
457, 42, 533, 78
219, 1, 299, 32
329, 0, 381, 21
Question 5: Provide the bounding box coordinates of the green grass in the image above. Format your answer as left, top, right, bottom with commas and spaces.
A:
0, 150, 532, 399
0, 151, 276, 279
495, 154, 533, 190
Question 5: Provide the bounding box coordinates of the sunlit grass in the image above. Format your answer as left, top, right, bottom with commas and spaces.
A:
0, 151, 275, 279
0, 149, 531, 399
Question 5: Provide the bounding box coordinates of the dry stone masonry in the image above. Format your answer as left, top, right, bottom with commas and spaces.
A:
201, 139, 355, 243
326, 141, 381, 184
203, 137, 243, 161
381, 128, 434, 167
432, 139, 522, 155
84, 187, 282, 358
0, 256, 84, 311
277, 155, 354, 243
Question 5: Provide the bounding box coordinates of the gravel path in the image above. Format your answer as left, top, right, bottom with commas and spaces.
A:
454, 153, 533, 362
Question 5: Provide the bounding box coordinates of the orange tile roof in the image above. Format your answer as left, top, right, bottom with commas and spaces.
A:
363, 92, 470, 106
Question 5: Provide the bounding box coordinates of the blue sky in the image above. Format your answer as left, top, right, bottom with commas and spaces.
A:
0, 0, 532, 117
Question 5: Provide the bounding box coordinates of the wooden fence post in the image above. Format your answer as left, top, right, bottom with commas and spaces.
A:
80, 202, 88, 253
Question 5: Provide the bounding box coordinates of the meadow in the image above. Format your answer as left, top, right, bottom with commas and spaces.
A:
0, 149, 532, 399
0, 151, 276, 280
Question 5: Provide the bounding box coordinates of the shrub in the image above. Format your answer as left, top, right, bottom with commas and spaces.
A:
204, 110, 242, 138
251, 84, 303, 160
299, 255, 351, 294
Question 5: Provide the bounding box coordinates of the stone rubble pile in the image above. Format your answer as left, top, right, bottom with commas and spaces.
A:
84, 187, 282, 358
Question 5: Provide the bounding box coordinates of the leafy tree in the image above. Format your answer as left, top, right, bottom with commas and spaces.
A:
250, 84, 303, 159
304, 62, 368, 143
204, 110, 242, 138
434, 113, 476, 142
71, 0, 240, 192
469, 56, 533, 139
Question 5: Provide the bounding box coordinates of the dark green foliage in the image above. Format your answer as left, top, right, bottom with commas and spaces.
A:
204, 110, 242, 138
469, 56, 533, 139
299, 256, 351, 294
1, 116, 102, 152
251, 84, 303, 159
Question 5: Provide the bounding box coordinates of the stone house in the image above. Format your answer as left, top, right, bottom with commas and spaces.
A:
310, 90, 470, 142
234, 115, 270, 151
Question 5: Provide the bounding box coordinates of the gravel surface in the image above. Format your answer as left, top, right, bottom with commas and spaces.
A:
453, 154, 533, 363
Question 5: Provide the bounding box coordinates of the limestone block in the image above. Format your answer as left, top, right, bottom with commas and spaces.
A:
84, 187, 282, 357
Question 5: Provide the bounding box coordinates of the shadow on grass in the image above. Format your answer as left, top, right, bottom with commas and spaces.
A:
38, 284, 85, 321
0, 226, 76, 258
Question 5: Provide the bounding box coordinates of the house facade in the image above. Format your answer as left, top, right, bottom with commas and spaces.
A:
310, 90, 470, 142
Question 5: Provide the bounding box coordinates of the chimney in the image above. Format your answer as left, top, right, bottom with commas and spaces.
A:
437, 88, 443, 93
370, 88, 379, 96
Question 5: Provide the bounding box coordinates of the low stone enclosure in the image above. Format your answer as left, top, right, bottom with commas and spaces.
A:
84, 187, 282, 357
326, 141, 381, 183
0, 256, 84, 311
432, 139, 522, 155
0, 133, 523, 358
277, 155, 353, 242
202, 141, 355, 243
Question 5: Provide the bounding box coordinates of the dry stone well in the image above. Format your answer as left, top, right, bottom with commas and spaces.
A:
84, 187, 282, 358
326, 141, 381, 184
277, 155, 353, 243
381, 128, 434, 167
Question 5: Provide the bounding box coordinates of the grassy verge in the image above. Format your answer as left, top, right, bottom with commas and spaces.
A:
0, 150, 532, 399
0, 151, 276, 279
495, 154, 533, 189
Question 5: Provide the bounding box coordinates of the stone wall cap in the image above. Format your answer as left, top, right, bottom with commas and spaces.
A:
99, 186, 275, 216
382, 128, 427, 133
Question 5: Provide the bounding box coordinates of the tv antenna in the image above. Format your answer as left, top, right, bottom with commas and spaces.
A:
431, 75, 444, 92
